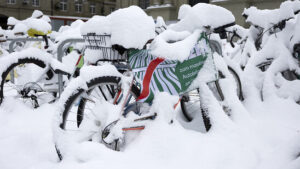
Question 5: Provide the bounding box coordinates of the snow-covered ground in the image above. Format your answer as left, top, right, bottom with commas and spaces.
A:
0, 83, 299, 169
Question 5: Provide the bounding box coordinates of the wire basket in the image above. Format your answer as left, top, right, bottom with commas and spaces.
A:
83, 33, 127, 61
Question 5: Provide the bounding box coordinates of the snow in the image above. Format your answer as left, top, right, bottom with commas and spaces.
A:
149, 29, 201, 61
243, 1, 294, 29
13, 23, 28, 35
0, 84, 300, 169
81, 6, 155, 49
7, 17, 20, 26
178, 4, 191, 20
170, 3, 235, 32
80, 16, 111, 35
24, 18, 52, 34
55, 19, 84, 44
31, 10, 43, 19
42, 15, 51, 23
108, 6, 155, 49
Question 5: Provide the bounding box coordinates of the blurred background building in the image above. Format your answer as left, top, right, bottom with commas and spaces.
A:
0, 0, 286, 31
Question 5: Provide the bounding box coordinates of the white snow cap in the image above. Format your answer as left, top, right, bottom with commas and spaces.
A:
13, 23, 28, 34
7, 17, 20, 26
149, 29, 201, 61
243, 2, 294, 29
170, 3, 235, 32
108, 6, 155, 49
81, 15, 111, 35
55, 19, 84, 42
32, 10, 43, 18
81, 6, 155, 49
282, 0, 300, 14
156, 16, 166, 28
41, 15, 51, 23
178, 4, 191, 20
25, 18, 52, 33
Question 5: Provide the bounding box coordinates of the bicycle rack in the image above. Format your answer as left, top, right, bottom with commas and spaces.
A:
8, 38, 48, 83
57, 38, 85, 97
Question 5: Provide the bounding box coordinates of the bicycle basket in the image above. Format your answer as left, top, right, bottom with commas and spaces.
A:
82, 33, 127, 61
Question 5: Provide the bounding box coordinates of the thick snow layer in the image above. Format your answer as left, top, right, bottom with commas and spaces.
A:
55, 19, 84, 43
24, 18, 52, 34
81, 6, 155, 49
80, 16, 111, 35
42, 15, 51, 23
155, 16, 166, 28
243, 2, 294, 29
0, 84, 300, 169
108, 6, 155, 49
31, 10, 43, 18
178, 4, 191, 20
13, 23, 28, 34
149, 29, 200, 61
170, 3, 235, 32
7, 17, 20, 26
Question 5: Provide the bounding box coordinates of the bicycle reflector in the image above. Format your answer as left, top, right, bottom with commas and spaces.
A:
293, 43, 300, 64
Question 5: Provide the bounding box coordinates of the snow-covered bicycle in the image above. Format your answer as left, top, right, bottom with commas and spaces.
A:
53, 4, 245, 160
0, 18, 79, 108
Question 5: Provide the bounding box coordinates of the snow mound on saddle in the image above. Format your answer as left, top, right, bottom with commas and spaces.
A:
24, 18, 52, 34
149, 29, 201, 61
170, 3, 235, 32
80, 16, 111, 35
108, 6, 155, 49
243, 1, 294, 29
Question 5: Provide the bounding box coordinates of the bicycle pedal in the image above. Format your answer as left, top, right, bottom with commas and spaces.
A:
133, 113, 157, 122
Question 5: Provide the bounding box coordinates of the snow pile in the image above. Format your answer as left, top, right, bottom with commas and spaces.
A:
81, 6, 155, 49
13, 23, 28, 35
108, 6, 155, 49
55, 19, 84, 43
24, 18, 52, 34
31, 10, 43, 19
7, 17, 20, 27
170, 3, 235, 32
178, 4, 191, 20
149, 29, 201, 61
80, 16, 111, 35
243, 1, 294, 29
41, 15, 51, 23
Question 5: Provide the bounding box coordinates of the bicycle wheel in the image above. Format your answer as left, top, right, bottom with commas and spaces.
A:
180, 80, 223, 131
56, 76, 140, 160
0, 57, 55, 107
180, 66, 243, 129
227, 66, 244, 100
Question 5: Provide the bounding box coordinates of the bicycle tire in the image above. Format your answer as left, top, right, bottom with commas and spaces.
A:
180, 66, 243, 129
0, 58, 47, 105
56, 76, 140, 160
